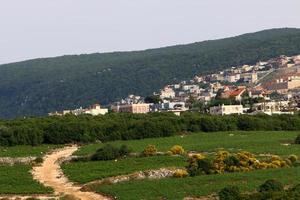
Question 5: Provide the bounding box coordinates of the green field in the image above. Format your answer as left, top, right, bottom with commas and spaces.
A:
92, 167, 300, 200
62, 155, 186, 184
67, 131, 300, 199
0, 145, 60, 157
76, 131, 300, 156
0, 165, 52, 194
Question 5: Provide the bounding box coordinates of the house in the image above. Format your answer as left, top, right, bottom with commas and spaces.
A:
159, 101, 187, 111
112, 103, 150, 114
160, 87, 175, 99
83, 104, 108, 115
248, 89, 265, 99
220, 87, 246, 101
241, 65, 253, 73
121, 94, 143, 104
251, 101, 294, 115
48, 103, 108, 116
210, 104, 243, 115
225, 73, 240, 83
182, 85, 199, 92
266, 76, 300, 94
293, 55, 300, 65
240, 72, 258, 83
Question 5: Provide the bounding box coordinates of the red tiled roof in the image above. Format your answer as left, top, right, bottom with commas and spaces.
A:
227, 88, 245, 97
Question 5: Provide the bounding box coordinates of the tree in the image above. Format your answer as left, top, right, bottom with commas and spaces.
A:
144, 95, 161, 104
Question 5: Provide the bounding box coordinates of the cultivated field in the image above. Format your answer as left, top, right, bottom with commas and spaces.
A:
76, 131, 299, 156
63, 131, 300, 200
1, 131, 300, 199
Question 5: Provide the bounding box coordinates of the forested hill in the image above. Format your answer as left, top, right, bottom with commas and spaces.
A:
1, 28, 300, 118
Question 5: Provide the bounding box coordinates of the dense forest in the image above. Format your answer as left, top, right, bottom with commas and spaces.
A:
1, 112, 300, 146
1, 28, 300, 118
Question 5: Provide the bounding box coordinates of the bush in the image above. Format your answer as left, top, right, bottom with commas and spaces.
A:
169, 145, 185, 155
259, 179, 284, 192
288, 154, 298, 163
119, 145, 131, 156
218, 186, 241, 200
142, 145, 157, 157
173, 169, 188, 178
91, 144, 130, 161
197, 158, 214, 175
295, 135, 300, 144
34, 157, 44, 164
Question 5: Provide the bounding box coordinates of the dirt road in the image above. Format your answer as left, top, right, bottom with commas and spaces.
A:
32, 145, 110, 200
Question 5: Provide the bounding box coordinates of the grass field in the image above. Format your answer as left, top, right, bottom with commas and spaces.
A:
62, 155, 186, 184
76, 131, 300, 156
67, 131, 300, 199
0, 145, 61, 157
0, 165, 52, 194
92, 167, 300, 200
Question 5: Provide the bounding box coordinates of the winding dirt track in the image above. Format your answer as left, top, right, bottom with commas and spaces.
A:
32, 145, 110, 200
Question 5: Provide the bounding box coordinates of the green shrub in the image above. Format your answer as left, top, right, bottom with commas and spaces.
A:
119, 145, 131, 156
91, 144, 119, 161
259, 179, 284, 192
34, 157, 43, 164
295, 135, 300, 144
218, 186, 241, 200
224, 155, 240, 167
197, 158, 214, 175
91, 144, 131, 161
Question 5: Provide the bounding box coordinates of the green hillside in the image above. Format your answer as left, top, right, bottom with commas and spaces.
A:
1, 28, 300, 118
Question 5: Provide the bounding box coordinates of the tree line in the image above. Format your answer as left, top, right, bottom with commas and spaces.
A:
1, 112, 300, 146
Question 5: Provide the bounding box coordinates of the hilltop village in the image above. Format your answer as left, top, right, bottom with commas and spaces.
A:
50, 54, 300, 116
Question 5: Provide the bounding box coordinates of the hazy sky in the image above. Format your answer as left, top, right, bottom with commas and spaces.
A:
0, 0, 300, 64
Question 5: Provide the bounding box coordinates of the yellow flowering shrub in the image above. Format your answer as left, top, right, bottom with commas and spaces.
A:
173, 169, 189, 178
142, 145, 157, 156
186, 150, 292, 177
170, 145, 185, 155
288, 155, 298, 163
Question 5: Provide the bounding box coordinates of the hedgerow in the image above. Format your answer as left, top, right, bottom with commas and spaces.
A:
1, 112, 300, 146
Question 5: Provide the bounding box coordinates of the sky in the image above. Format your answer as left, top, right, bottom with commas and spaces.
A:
0, 0, 300, 64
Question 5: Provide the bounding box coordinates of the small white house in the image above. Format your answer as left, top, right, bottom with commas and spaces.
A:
210, 104, 243, 115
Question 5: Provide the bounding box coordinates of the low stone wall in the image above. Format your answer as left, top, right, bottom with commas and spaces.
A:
0, 195, 58, 200
0, 157, 37, 165
84, 168, 177, 188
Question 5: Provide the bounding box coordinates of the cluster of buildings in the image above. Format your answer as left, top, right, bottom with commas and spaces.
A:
49, 54, 300, 117
49, 104, 108, 116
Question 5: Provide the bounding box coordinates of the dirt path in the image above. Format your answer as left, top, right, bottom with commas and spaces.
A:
32, 145, 110, 200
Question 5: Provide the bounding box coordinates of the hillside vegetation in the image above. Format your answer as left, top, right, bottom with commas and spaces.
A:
1, 28, 300, 118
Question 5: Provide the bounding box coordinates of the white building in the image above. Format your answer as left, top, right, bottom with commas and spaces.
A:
160, 87, 176, 99
83, 104, 108, 115
225, 74, 240, 83
210, 104, 243, 115
48, 104, 108, 116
